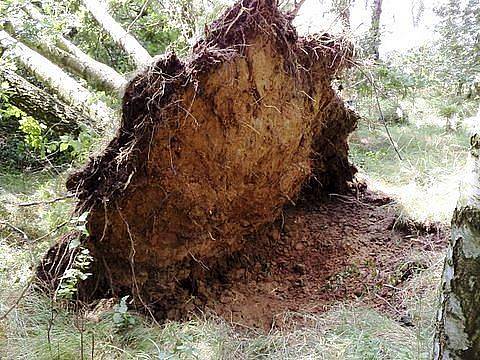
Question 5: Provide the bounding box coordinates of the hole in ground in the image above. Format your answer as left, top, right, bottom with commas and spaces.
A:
142, 190, 447, 330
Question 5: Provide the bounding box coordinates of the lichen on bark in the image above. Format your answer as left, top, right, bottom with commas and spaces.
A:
434, 134, 480, 359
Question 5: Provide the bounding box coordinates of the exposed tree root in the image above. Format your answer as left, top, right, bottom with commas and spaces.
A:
39, 0, 359, 321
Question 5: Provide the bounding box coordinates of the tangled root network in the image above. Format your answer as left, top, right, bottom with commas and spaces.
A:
40, 0, 359, 319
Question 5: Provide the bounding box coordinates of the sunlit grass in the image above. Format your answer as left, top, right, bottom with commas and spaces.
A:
1, 292, 427, 360
350, 120, 468, 225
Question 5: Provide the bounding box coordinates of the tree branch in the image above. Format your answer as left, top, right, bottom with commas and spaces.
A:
289, 0, 308, 17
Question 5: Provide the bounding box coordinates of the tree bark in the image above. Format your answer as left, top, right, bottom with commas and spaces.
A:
434, 134, 480, 358
369, 0, 382, 60
0, 68, 89, 134
19, 4, 127, 95
81, 0, 152, 68
0, 30, 115, 129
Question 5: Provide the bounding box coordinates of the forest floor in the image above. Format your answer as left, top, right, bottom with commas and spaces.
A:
0, 113, 470, 359
167, 190, 446, 331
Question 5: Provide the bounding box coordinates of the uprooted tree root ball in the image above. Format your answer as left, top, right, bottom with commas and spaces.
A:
39, 0, 359, 320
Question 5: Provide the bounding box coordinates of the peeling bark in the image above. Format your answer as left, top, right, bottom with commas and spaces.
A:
434, 134, 480, 359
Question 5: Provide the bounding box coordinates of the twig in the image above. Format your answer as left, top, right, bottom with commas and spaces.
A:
374, 293, 402, 315
352, 63, 403, 160
17, 194, 75, 207
289, 0, 307, 17
0, 221, 29, 241
370, 77, 403, 160
33, 221, 69, 243
383, 283, 402, 291
0, 220, 68, 243
0, 275, 35, 321
126, 0, 151, 33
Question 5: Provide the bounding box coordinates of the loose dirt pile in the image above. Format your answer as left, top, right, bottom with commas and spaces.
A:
143, 190, 446, 328
40, 0, 362, 318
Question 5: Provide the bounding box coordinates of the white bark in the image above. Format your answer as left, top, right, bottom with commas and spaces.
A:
20, 4, 127, 95
433, 135, 480, 358
81, 0, 152, 68
0, 30, 115, 129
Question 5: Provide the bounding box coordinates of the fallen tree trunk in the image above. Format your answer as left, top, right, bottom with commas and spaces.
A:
433, 134, 480, 358
7, 4, 127, 95
81, 0, 152, 68
0, 68, 88, 134
24, 3, 127, 94
0, 31, 114, 129
39, 0, 358, 319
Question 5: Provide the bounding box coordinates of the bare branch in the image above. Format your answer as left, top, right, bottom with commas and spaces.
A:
17, 194, 75, 207
289, 0, 308, 17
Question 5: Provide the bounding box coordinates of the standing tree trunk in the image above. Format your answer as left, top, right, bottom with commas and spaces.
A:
0, 30, 114, 129
369, 0, 383, 60
434, 134, 480, 358
81, 0, 152, 68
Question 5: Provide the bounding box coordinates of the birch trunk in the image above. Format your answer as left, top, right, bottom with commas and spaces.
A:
0, 30, 115, 129
20, 4, 127, 95
434, 134, 480, 358
0, 68, 89, 133
369, 0, 382, 60
81, 0, 152, 68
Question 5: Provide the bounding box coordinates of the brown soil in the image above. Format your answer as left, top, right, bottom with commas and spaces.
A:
159, 190, 446, 329
38, 1, 445, 328
40, 0, 359, 310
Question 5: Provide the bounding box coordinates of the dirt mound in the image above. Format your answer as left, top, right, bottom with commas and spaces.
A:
41, 0, 359, 316
163, 191, 446, 329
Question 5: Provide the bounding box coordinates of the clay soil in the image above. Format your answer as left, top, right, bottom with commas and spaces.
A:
166, 190, 447, 329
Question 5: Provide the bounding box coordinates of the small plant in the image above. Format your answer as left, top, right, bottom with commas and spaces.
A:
438, 103, 459, 119
56, 213, 92, 300
112, 295, 136, 329
55, 246, 93, 300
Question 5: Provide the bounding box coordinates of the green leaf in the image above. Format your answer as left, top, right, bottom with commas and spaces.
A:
59, 142, 70, 152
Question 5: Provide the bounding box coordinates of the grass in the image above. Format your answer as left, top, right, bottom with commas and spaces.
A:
1, 294, 429, 359
350, 121, 469, 225
1, 96, 470, 359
